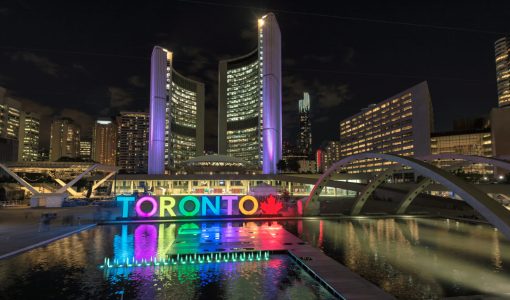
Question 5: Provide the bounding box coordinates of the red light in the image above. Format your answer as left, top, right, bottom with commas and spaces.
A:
260, 195, 283, 214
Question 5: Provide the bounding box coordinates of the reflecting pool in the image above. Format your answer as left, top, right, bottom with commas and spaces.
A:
0, 222, 335, 299
284, 218, 510, 299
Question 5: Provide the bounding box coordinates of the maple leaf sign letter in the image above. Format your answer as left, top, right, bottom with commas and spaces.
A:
261, 195, 283, 215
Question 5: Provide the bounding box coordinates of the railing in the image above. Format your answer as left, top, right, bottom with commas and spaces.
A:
0, 200, 28, 207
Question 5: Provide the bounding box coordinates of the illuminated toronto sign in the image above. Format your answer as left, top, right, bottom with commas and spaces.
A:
117, 195, 283, 218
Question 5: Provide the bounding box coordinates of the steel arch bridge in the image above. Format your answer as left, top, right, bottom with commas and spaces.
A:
304, 152, 510, 240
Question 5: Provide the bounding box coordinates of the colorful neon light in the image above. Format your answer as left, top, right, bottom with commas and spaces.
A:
117, 196, 135, 218
100, 251, 271, 269
135, 196, 158, 217
260, 195, 283, 214
179, 196, 201, 216
117, 194, 284, 218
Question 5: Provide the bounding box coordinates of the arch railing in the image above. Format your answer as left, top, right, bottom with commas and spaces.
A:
304, 153, 510, 240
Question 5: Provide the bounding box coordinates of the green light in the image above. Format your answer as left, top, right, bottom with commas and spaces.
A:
99, 250, 271, 269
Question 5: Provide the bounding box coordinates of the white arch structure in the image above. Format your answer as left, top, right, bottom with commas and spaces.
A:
396, 155, 510, 214
304, 152, 510, 240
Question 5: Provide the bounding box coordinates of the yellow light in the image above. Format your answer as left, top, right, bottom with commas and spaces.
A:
258, 19, 264, 26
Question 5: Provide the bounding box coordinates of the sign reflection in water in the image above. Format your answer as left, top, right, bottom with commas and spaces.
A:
110, 221, 286, 277
102, 222, 324, 299
287, 218, 510, 299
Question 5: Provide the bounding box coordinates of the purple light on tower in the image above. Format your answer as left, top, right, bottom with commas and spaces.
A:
148, 46, 171, 175
260, 13, 282, 174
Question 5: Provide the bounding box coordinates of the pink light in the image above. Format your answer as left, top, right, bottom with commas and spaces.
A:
134, 224, 158, 261
135, 196, 158, 217
297, 200, 303, 216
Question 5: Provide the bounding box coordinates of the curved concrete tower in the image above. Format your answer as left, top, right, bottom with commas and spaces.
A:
148, 46, 205, 174
218, 13, 282, 174
148, 46, 170, 175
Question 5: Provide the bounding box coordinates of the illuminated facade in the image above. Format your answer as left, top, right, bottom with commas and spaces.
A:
431, 130, 493, 174
18, 112, 40, 162
106, 174, 359, 198
218, 13, 282, 174
92, 119, 117, 165
0, 97, 21, 140
79, 140, 91, 160
49, 118, 81, 161
339, 81, 433, 173
298, 92, 312, 157
117, 112, 149, 174
148, 46, 205, 174
321, 141, 341, 172
490, 107, 510, 176
495, 37, 510, 107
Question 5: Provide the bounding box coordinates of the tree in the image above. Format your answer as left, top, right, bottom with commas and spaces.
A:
287, 160, 300, 173
277, 160, 287, 173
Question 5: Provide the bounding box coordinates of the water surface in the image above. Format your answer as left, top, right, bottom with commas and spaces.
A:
0, 222, 335, 300
284, 218, 510, 299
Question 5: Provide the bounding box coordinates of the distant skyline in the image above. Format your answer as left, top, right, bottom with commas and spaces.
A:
0, 1, 509, 151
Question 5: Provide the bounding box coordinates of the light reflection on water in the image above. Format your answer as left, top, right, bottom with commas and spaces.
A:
0, 222, 335, 300
284, 218, 510, 299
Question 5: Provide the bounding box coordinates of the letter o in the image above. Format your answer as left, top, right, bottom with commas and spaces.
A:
179, 196, 200, 216
239, 195, 258, 215
135, 196, 158, 217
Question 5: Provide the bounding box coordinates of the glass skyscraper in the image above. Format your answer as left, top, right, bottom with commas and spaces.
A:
117, 112, 149, 174
218, 13, 282, 174
495, 37, 510, 108
49, 118, 81, 161
148, 46, 205, 174
18, 111, 40, 162
298, 92, 312, 157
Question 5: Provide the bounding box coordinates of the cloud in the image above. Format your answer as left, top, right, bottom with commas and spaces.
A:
283, 75, 350, 109
0, 7, 9, 16
0, 74, 8, 85
314, 82, 350, 108
241, 28, 254, 40
343, 47, 355, 64
72, 63, 86, 71
304, 54, 335, 63
283, 58, 297, 66
302, 47, 355, 65
108, 86, 134, 109
315, 116, 329, 123
10, 51, 60, 76
128, 75, 146, 87
180, 46, 210, 73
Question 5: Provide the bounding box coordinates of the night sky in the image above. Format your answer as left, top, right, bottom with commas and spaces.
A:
1, 1, 509, 151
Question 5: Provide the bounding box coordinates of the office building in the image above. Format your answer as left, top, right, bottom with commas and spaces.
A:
495, 37, 510, 108
18, 112, 40, 161
491, 107, 510, 176
92, 119, 117, 165
49, 118, 81, 161
79, 140, 92, 160
148, 46, 205, 174
218, 13, 282, 174
0, 97, 21, 140
431, 130, 493, 174
298, 92, 312, 157
117, 112, 149, 174
321, 141, 341, 172
339, 81, 433, 173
